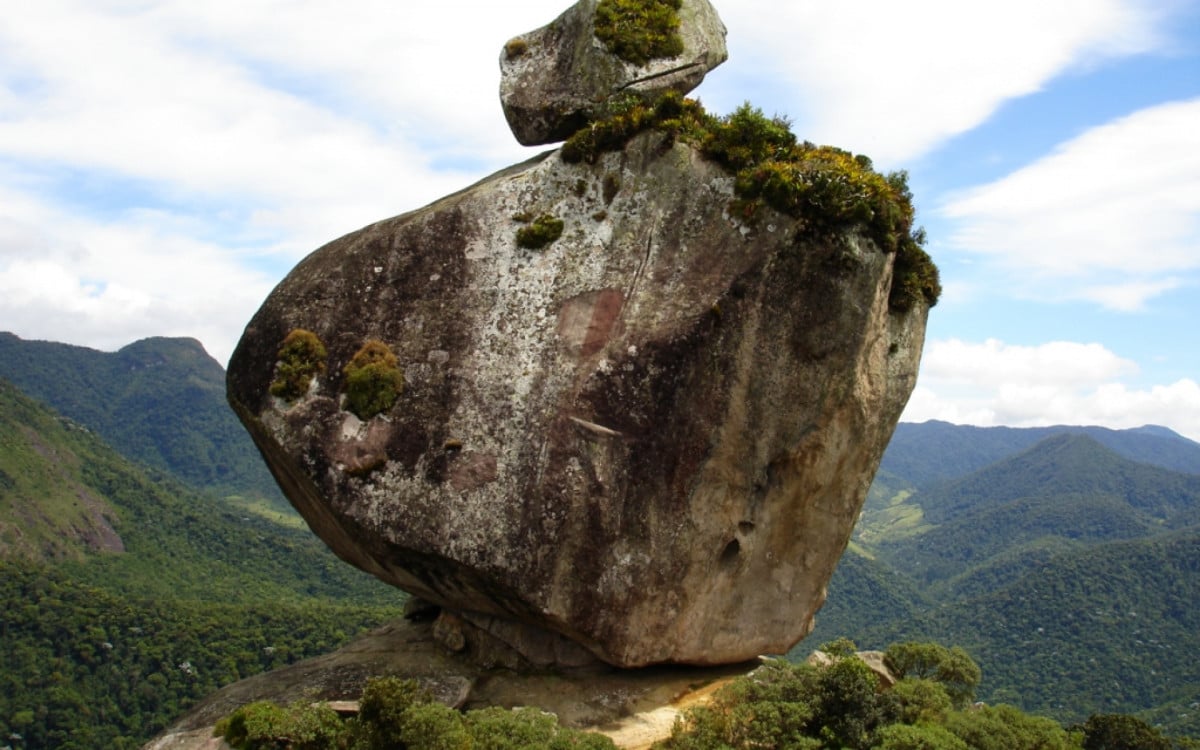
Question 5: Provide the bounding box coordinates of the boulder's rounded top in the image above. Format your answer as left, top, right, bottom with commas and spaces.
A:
499, 0, 727, 146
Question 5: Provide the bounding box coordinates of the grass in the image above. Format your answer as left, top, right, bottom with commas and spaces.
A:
855, 490, 934, 546
223, 495, 308, 531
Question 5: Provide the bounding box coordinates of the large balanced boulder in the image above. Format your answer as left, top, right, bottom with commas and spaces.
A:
227, 122, 929, 667
500, 0, 727, 145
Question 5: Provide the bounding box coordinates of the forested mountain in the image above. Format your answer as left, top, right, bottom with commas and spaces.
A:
881, 420, 1200, 489
0, 376, 405, 747
0, 332, 281, 502
824, 533, 1200, 733
913, 433, 1200, 526
0, 378, 399, 603
873, 434, 1200, 586
4, 333, 1199, 745
809, 422, 1200, 737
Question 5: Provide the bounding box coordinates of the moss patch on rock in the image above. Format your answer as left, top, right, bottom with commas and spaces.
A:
269, 329, 327, 401
515, 214, 566, 249
594, 0, 685, 66
343, 340, 404, 420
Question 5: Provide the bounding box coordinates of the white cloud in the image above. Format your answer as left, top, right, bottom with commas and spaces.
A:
0, 0, 1192, 370
940, 98, 1200, 309
0, 197, 274, 365
716, 0, 1167, 163
0, 0, 568, 362
903, 338, 1200, 442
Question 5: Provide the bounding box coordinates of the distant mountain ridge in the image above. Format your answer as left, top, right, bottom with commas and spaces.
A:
914, 432, 1200, 525
0, 332, 281, 502
882, 419, 1200, 488
873, 433, 1200, 587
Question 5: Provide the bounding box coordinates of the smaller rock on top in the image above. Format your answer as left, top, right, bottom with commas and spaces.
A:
500, 0, 727, 146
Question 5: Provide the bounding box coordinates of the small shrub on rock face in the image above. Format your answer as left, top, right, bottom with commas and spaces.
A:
269, 328, 327, 401
343, 339, 404, 420
504, 37, 529, 59
346, 677, 434, 749
515, 214, 565, 249
219, 700, 343, 750
594, 0, 684, 66
700, 103, 796, 171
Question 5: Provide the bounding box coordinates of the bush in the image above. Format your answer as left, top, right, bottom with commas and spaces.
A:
885, 642, 980, 709
269, 329, 327, 401
219, 700, 343, 750
890, 678, 954, 725
217, 678, 618, 750
700, 103, 796, 171
943, 704, 1077, 750
399, 701, 472, 750
348, 677, 431, 748
593, 0, 684, 66
875, 722, 970, 750
660, 661, 821, 750
343, 340, 404, 420
1078, 713, 1172, 750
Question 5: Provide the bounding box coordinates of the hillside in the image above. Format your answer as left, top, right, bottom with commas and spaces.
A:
0, 378, 408, 746
0, 377, 404, 603
6, 330, 1199, 743
803, 423, 1200, 736
873, 434, 1200, 586
0, 378, 125, 559
0, 332, 281, 502
832, 532, 1200, 733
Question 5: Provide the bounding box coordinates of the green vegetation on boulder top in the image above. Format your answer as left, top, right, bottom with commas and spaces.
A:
561, 93, 940, 311
593, 0, 684, 66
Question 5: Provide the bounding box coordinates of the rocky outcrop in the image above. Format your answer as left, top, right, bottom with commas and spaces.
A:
500, 0, 727, 145
146, 615, 756, 749
227, 124, 928, 667
226, 0, 931, 672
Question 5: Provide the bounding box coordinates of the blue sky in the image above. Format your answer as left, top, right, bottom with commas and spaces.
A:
1, 0, 1198, 439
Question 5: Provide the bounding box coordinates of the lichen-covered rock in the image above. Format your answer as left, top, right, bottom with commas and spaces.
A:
500, 0, 727, 145
227, 130, 927, 668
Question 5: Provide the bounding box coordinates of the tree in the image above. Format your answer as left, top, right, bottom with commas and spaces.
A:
875, 723, 970, 750
884, 642, 981, 709
1079, 714, 1172, 750
944, 704, 1075, 750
